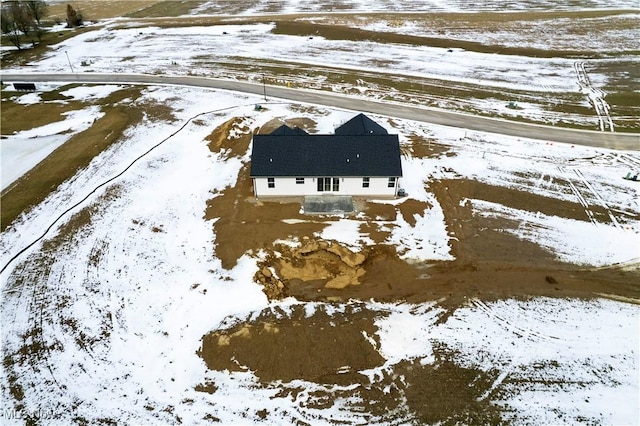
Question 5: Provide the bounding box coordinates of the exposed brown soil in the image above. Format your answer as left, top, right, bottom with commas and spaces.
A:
204, 116, 329, 269
203, 118, 639, 306
199, 304, 384, 384
46, 1, 158, 21
2, 11, 637, 422
273, 21, 588, 58
199, 117, 639, 415
198, 302, 507, 423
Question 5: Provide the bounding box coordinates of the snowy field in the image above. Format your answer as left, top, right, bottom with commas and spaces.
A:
49, 0, 640, 16
1, 84, 639, 424
1, 84, 123, 191
4, 23, 582, 93
4, 6, 638, 130
1, 0, 639, 423
188, 0, 639, 14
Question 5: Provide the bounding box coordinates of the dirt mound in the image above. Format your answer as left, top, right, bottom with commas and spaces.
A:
256, 238, 368, 300
259, 116, 316, 134
205, 116, 252, 158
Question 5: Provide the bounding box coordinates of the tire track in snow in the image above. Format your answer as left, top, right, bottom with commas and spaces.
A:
557, 165, 598, 225
29, 273, 64, 391
1, 257, 67, 394
573, 168, 621, 228
470, 300, 514, 403
471, 299, 562, 343
574, 61, 614, 132
469, 299, 566, 402
1, 102, 254, 404
617, 153, 640, 170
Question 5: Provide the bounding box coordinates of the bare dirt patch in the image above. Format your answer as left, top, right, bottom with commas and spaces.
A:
199, 304, 384, 384
125, 0, 206, 18
204, 116, 251, 156
1, 95, 83, 135
400, 352, 503, 424
46, 1, 161, 21
258, 116, 317, 134
205, 162, 326, 269
199, 303, 504, 422
201, 118, 640, 310
272, 21, 586, 59
200, 115, 640, 400
204, 118, 327, 269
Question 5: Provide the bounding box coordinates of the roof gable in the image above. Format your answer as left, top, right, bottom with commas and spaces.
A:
268, 124, 309, 136
335, 113, 388, 135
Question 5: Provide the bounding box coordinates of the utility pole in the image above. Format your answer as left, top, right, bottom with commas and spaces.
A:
262, 73, 267, 102
65, 51, 75, 74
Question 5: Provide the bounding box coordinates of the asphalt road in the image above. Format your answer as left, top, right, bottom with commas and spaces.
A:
2, 72, 638, 150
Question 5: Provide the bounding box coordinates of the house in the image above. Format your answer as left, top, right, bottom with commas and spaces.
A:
250, 114, 403, 198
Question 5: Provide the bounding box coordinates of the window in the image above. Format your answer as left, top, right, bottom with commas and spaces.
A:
317, 177, 340, 192
268, 178, 275, 188
362, 177, 370, 188
388, 177, 396, 188
296, 177, 305, 184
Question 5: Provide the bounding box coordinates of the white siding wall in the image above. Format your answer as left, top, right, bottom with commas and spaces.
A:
253, 177, 398, 198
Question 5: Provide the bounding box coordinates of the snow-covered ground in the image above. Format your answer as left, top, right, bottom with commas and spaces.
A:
1, 1, 639, 422
0, 85, 125, 190
190, 0, 639, 14
3, 13, 637, 128
5, 23, 580, 93
1, 84, 638, 424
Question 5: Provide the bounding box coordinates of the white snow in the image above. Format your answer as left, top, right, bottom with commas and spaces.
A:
471, 199, 639, 266
190, 0, 638, 14
386, 203, 454, 261
3, 4, 635, 130
1, 106, 104, 190
1, 87, 636, 425
24, 24, 576, 93
14, 92, 41, 104
60, 84, 123, 100
317, 218, 375, 248
372, 302, 442, 365
430, 297, 639, 424
1, 2, 639, 423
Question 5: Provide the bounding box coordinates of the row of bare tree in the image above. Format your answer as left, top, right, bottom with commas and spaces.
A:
1, 1, 82, 50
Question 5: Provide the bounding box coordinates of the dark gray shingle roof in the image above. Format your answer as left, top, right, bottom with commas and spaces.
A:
334, 113, 389, 135
250, 134, 402, 177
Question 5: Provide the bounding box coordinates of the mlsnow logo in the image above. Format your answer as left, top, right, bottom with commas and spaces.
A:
1, 408, 55, 421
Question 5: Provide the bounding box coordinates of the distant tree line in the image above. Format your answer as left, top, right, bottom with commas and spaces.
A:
1, 1, 83, 50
